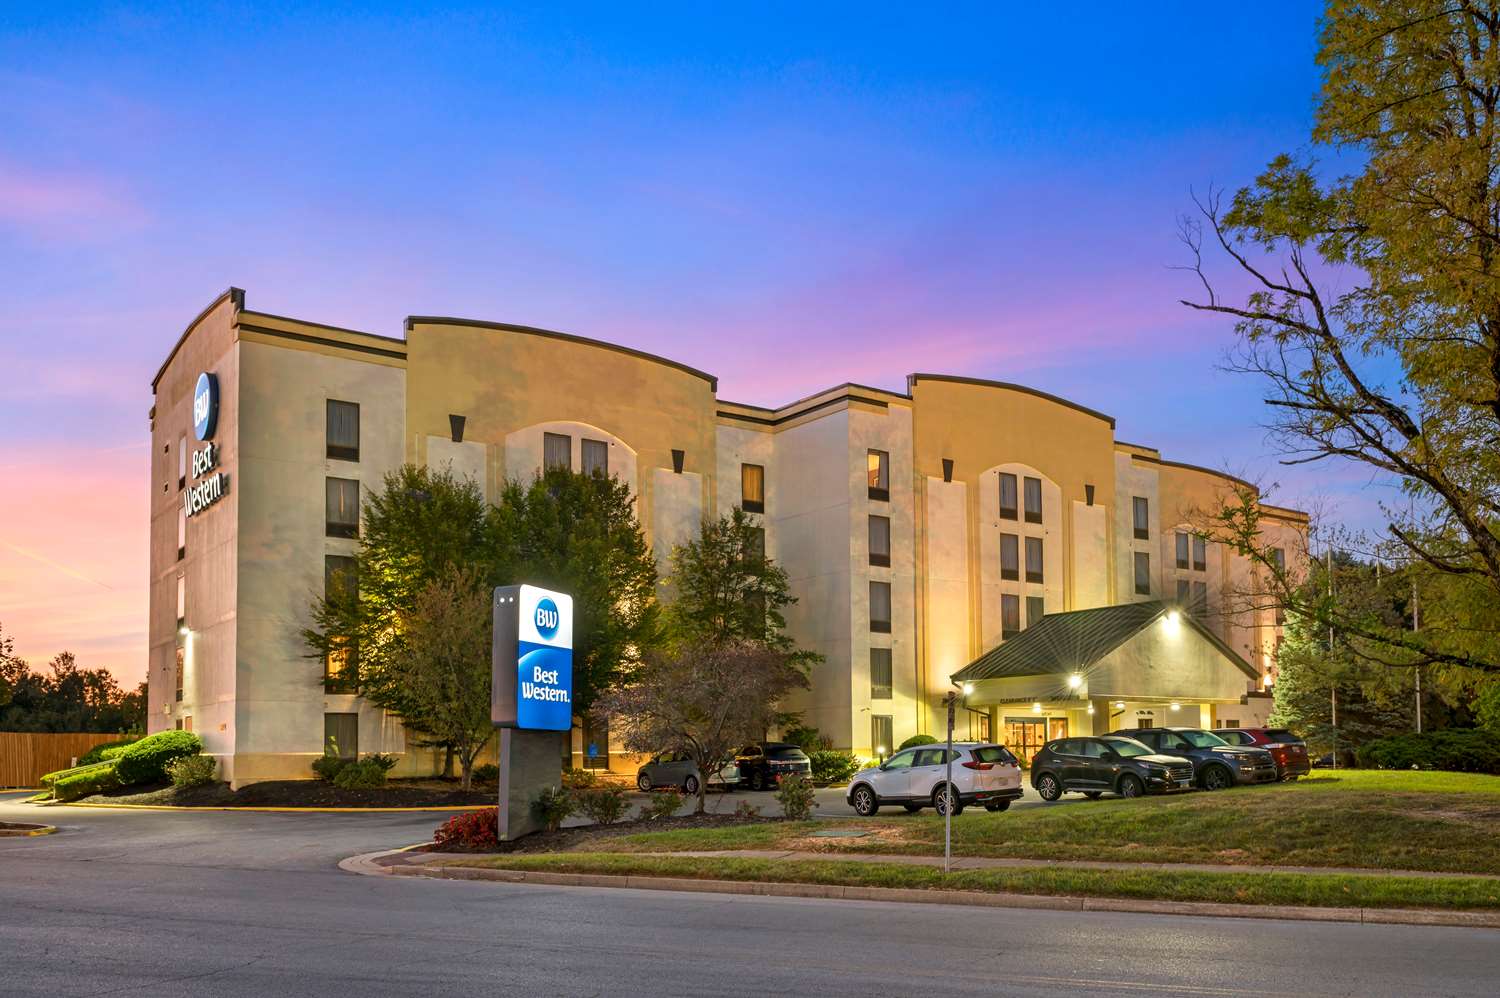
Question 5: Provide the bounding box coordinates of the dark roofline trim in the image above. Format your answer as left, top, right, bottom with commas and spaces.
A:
717, 392, 890, 427
907, 373, 1115, 429
240, 309, 406, 346
1113, 439, 1161, 454
404, 316, 718, 391
1135, 455, 1257, 494
151, 287, 245, 391
238, 323, 408, 361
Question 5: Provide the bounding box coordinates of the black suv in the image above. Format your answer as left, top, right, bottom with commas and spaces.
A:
735, 743, 812, 791
1109, 727, 1277, 790
1030, 736, 1195, 800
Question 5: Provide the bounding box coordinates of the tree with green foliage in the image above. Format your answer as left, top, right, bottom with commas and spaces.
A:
0, 623, 145, 733
1180, 3, 1500, 716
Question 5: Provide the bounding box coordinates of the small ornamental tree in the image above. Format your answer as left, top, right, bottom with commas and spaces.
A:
599, 641, 808, 814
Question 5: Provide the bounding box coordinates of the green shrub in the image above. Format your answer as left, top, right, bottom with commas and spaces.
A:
52, 762, 121, 802
166, 754, 218, 788
774, 773, 816, 820
808, 749, 860, 785
113, 730, 203, 785
312, 754, 348, 781
532, 786, 575, 832
574, 785, 630, 825
472, 763, 499, 783
641, 789, 683, 821
562, 768, 599, 790
41, 762, 96, 787
365, 753, 399, 773
333, 758, 388, 789
897, 734, 938, 752
1357, 729, 1500, 774
78, 738, 139, 766
733, 799, 762, 820
782, 724, 832, 752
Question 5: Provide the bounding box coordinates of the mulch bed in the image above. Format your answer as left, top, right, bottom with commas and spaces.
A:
417, 810, 777, 855
75, 779, 496, 808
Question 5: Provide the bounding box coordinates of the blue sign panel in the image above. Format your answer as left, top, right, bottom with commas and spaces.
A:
493, 585, 574, 731
516, 641, 573, 731
192, 372, 219, 441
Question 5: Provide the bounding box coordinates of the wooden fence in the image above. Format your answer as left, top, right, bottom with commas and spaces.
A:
0, 732, 125, 788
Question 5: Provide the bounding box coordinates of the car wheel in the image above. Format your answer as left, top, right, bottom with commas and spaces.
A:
1201, 765, 1233, 791
932, 784, 963, 817
903, 804, 923, 813
683, 775, 699, 795
983, 800, 1011, 812
850, 784, 879, 816
636, 773, 653, 791
1117, 773, 1144, 798
1282, 775, 1299, 782
749, 770, 766, 792
1084, 791, 1103, 800
1035, 772, 1063, 802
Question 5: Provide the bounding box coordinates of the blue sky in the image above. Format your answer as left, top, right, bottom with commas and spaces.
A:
2, 2, 1375, 682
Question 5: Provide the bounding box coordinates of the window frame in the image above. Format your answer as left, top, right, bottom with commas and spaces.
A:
1000, 533, 1019, 581
868, 514, 891, 567
1023, 476, 1043, 524
326, 399, 360, 462
1024, 535, 1044, 584
1132, 496, 1150, 540
1026, 595, 1045, 628
867, 449, 890, 502
871, 715, 895, 758
1133, 551, 1151, 595
1192, 535, 1207, 572
1001, 593, 1021, 640
543, 432, 572, 471
741, 463, 765, 513
325, 477, 360, 539
581, 437, 609, 477
998, 473, 1018, 520
869, 647, 893, 700
869, 580, 892, 633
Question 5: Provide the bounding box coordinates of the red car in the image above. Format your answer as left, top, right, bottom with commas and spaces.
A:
1213, 727, 1311, 780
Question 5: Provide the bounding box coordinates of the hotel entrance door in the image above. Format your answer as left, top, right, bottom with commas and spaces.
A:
1003, 717, 1068, 766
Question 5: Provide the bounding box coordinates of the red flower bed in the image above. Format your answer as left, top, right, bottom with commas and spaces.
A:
433, 807, 499, 849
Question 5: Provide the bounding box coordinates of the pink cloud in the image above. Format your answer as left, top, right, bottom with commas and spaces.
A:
0, 159, 149, 239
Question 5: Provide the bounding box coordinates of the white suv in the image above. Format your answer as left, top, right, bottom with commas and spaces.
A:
846, 743, 1023, 816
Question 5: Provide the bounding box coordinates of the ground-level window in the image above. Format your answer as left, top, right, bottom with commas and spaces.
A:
324, 712, 358, 759
543, 432, 571, 471
869, 647, 892, 699
582, 714, 610, 769
871, 714, 894, 758
967, 708, 991, 742
1221, 718, 1240, 729
1137, 718, 1155, 730
1003, 717, 1067, 766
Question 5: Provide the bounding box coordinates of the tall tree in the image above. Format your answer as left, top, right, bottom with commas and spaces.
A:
0, 624, 144, 733
1180, 2, 1500, 686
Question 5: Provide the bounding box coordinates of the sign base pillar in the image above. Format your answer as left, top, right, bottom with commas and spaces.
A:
498, 727, 562, 840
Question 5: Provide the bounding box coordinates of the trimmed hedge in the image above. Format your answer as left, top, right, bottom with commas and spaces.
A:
808, 749, 860, 785
1356, 729, 1500, 774
113, 730, 204, 785
897, 734, 938, 752
52, 762, 122, 802
78, 738, 140, 767
333, 758, 388, 789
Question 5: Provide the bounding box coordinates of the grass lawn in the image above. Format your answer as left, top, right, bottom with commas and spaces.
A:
449, 852, 1500, 911
606, 771, 1500, 875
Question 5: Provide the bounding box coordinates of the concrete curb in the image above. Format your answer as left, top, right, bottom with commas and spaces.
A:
338, 849, 1500, 929
38, 801, 492, 814
0, 824, 58, 837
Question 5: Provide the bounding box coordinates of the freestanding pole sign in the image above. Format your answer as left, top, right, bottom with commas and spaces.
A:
493, 584, 574, 839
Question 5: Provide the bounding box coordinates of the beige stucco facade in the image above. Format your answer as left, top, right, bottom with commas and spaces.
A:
149, 290, 1306, 783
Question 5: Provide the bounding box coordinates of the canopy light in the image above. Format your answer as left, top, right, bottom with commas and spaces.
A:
1087, 704, 1096, 715
962, 682, 974, 696
1068, 673, 1082, 689
1031, 702, 1042, 713
1114, 701, 1125, 709
1170, 701, 1181, 711
1165, 610, 1182, 626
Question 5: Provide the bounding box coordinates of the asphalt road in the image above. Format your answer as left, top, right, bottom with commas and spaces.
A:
3, 791, 1498, 997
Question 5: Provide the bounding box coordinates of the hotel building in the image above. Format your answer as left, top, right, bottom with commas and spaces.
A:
150, 289, 1306, 783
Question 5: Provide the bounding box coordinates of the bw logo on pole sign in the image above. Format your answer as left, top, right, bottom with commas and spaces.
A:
492, 584, 574, 731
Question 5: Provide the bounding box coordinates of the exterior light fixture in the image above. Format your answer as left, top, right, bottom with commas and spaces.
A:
1031, 702, 1042, 713
1114, 701, 1125, 709
1170, 701, 1181, 711
178, 626, 189, 636
961, 682, 974, 696
1262, 673, 1273, 689
1166, 610, 1182, 626
1068, 673, 1082, 689
1087, 704, 1095, 715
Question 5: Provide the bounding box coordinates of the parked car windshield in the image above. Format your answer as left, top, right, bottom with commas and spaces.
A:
1179, 730, 1229, 748
1099, 737, 1152, 757
1266, 729, 1304, 744
768, 747, 807, 760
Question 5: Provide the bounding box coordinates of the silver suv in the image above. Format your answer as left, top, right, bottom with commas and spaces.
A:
846, 743, 1024, 816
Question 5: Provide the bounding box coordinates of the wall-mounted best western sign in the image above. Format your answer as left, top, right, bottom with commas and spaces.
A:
492, 584, 574, 731
184, 370, 229, 518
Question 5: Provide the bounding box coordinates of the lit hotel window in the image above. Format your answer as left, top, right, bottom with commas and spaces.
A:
1023, 476, 1042, 524
867, 450, 889, 501
1133, 496, 1150, 540
741, 463, 765, 513
1025, 536, 1044, 584
868, 515, 891, 567
869, 581, 892, 633
543, 432, 571, 471
326, 478, 360, 538
1000, 534, 1019, 581
999, 473, 1018, 520
174, 645, 184, 703
870, 647, 892, 699
1134, 551, 1151, 595
582, 438, 608, 476
326, 400, 360, 462
1001, 594, 1020, 639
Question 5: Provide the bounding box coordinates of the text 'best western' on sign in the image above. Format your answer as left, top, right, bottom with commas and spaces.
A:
492, 584, 574, 731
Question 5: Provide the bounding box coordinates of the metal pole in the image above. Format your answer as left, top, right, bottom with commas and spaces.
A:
1413, 578, 1422, 734
944, 694, 955, 874
1328, 547, 1337, 770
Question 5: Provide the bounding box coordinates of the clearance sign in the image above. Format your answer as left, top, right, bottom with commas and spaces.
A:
492, 584, 574, 731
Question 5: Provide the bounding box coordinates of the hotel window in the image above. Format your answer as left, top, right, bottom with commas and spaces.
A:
1025, 536, 1044, 584
867, 449, 889, 501
581, 438, 608, 477
741, 463, 765, 513
326, 400, 360, 462
1132, 496, 1150, 540
868, 515, 891, 567
543, 432, 571, 471
746, 525, 766, 561
870, 647, 893, 699
871, 714, 894, 758
999, 473, 1018, 520
1193, 535, 1207, 572
869, 581, 892, 633
324, 555, 359, 693
1001, 594, 1021, 639
1000, 534, 1019, 581
582, 713, 609, 770
177, 506, 186, 560
1023, 476, 1043, 524
1176, 532, 1190, 570
177, 435, 187, 489
1176, 579, 1190, 603
326, 477, 359, 538
1026, 596, 1045, 628
324, 712, 359, 759
967, 708, 991, 742
1134, 551, 1151, 595
1269, 547, 1285, 573
1192, 581, 1208, 614
174, 645, 184, 703
176, 574, 186, 629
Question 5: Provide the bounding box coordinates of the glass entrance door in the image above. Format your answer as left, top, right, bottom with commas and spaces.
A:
1003, 717, 1068, 765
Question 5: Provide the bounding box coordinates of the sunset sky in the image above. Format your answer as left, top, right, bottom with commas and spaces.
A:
1, 2, 1379, 688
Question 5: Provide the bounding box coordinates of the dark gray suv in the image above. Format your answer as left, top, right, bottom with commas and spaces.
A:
1108, 727, 1277, 790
